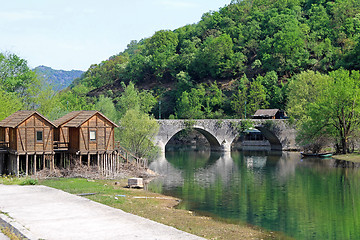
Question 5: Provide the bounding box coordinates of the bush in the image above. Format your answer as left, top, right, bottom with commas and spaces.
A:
20, 178, 38, 185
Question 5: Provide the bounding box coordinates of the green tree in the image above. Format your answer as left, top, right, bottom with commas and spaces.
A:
119, 109, 159, 159
190, 34, 240, 79
247, 79, 268, 115
286, 70, 331, 120
231, 76, 268, 118
95, 95, 118, 122
176, 87, 205, 119
257, 71, 284, 109
116, 82, 159, 158
204, 82, 224, 118
0, 88, 23, 120
297, 69, 360, 154
116, 82, 156, 117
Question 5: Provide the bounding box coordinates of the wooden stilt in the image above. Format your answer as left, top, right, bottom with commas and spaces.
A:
79, 155, 82, 166
110, 153, 112, 174
101, 153, 104, 175
60, 153, 63, 169
34, 154, 37, 175
25, 154, 29, 176
104, 153, 109, 176
87, 153, 90, 167
51, 154, 55, 172
43, 154, 46, 170
97, 152, 100, 171
16, 155, 19, 177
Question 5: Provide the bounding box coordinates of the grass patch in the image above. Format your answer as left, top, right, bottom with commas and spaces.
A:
40, 178, 289, 240
0, 176, 38, 185
332, 153, 360, 163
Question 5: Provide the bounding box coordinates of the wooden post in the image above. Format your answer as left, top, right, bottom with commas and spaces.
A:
61, 153, 65, 168
105, 153, 107, 176
100, 153, 103, 175
25, 154, 29, 176
43, 154, 46, 170
110, 153, 112, 175
97, 152, 100, 171
51, 154, 55, 172
34, 154, 37, 175
79, 155, 82, 166
88, 153, 90, 167
16, 155, 19, 177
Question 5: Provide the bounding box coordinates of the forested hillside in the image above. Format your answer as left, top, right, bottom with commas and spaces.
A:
68, 0, 360, 119
2, 0, 360, 155
34, 66, 83, 91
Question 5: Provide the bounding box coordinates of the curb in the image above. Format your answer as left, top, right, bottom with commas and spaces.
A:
0, 214, 35, 240
0, 216, 29, 240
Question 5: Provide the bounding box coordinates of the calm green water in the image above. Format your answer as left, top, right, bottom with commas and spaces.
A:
148, 150, 360, 239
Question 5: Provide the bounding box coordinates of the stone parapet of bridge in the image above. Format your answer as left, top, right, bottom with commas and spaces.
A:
154, 119, 298, 152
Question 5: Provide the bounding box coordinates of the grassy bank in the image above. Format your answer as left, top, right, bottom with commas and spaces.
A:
39, 178, 289, 240
332, 153, 360, 163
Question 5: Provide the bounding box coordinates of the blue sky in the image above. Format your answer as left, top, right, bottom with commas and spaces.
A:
0, 0, 230, 71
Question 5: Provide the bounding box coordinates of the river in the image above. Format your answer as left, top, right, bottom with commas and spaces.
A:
148, 149, 360, 239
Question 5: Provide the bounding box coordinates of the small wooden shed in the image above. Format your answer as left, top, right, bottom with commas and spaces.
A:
252, 109, 287, 119
0, 111, 56, 175
54, 111, 119, 155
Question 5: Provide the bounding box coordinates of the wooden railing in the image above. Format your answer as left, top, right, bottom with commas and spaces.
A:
115, 141, 147, 168
0, 141, 9, 149
53, 141, 69, 150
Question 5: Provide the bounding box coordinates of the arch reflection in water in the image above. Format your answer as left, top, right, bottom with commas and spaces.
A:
149, 150, 235, 189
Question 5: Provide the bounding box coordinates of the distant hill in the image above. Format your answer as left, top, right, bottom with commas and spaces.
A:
34, 65, 84, 91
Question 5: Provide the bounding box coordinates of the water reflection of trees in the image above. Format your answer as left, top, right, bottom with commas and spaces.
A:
149, 150, 360, 239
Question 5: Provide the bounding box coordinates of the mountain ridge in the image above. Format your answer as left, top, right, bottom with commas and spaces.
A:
34, 65, 84, 91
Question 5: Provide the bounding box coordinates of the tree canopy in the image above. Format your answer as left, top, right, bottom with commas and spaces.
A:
67, 0, 360, 119
290, 69, 360, 153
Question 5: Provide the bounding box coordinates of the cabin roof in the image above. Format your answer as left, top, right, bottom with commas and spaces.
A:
253, 109, 280, 117
0, 110, 56, 128
53, 111, 83, 126
55, 111, 119, 128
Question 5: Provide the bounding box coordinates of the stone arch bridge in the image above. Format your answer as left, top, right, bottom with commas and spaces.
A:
154, 119, 298, 152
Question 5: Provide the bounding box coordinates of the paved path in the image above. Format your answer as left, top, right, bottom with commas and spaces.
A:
0, 185, 204, 240
0, 232, 9, 240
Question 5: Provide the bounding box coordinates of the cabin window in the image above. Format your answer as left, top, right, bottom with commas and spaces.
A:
36, 131, 43, 142
90, 130, 96, 141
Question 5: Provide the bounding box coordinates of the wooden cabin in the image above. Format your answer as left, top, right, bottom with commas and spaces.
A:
252, 109, 288, 119
0, 111, 56, 175
54, 111, 119, 166
0, 111, 55, 154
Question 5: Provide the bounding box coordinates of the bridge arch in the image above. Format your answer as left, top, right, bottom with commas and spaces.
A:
254, 126, 282, 150
163, 126, 222, 151
166, 128, 222, 151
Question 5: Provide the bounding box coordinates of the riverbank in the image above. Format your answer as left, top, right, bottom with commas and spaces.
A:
39, 178, 289, 240
332, 153, 360, 163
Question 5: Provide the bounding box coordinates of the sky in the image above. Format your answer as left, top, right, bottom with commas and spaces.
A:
0, 0, 230, 71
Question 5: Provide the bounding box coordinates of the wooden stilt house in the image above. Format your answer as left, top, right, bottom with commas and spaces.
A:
0, 111, 56, 175
54, 111, 119, 167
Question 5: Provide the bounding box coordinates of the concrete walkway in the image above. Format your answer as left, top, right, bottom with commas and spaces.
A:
0, 185, 204, 240
0, 232, 9, 240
